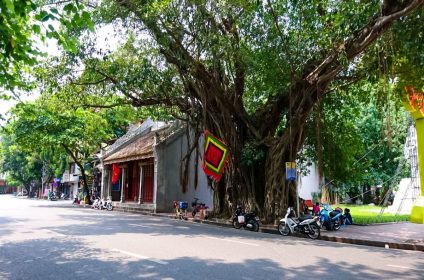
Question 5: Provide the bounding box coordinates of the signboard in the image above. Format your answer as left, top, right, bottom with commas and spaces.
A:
285, 162, 296, 181
53, 178, 60, 188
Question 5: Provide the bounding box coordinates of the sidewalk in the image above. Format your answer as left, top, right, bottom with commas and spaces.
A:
317, 222, 424, 251
72, 202, 424, 252
146, 211, 424, 252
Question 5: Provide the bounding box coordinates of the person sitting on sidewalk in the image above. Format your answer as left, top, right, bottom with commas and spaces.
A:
343, 208, 353, 225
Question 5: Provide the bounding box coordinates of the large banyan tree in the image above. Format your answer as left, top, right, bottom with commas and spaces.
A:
46, 0, 423, 221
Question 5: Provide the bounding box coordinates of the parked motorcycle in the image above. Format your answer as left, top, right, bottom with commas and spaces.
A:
319, 204, 343, 231
99, 197, 113, 211
48, 192, 57, 201
91, 197, 101, 209
278, 207, 320, 239
191, 197, 208, 218
232, 205, 260, 232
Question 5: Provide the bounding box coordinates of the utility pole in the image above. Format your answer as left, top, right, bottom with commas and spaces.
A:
41, 162, 46, 199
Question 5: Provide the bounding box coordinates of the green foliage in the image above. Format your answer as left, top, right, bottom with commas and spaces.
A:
1, 94, 140, 194
2, 0, 421, 216
304, 91, 364, 183
304, 77, 409, 196
0, 0, 95, 91
357, 103, 408, 186
55, 0, 397, 115
0, 133, 42, 189
9, 100, 108, 157
241, 142, 265, 167
0, 0, 38, 90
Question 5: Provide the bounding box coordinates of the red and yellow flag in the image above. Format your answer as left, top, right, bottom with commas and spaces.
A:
201, 130, 229, 182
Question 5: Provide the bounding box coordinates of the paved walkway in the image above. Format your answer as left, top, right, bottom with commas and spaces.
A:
317, 223, 424, 251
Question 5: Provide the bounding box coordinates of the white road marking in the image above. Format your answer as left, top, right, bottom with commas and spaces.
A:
387, 264, 422, 271
42, 229, 67, 237
204, 236, 259, 247
112, 249, 168, 265
128, 223, 151, 228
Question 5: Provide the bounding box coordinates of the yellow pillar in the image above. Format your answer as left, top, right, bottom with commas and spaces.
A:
403, 86, 424, 224
410, 118, 424, 223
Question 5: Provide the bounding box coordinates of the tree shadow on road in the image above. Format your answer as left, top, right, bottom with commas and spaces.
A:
0, 237, 422, 280
0, 217, 28, 238
29, 205, 424, 260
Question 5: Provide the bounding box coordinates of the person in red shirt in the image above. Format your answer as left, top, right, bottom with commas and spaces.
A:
312, 202, 320, 216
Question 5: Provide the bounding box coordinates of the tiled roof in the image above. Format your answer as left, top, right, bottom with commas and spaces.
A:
103, 131, 156, 164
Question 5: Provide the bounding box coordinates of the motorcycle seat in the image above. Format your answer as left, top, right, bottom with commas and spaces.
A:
329, 210, 341, 218
298, 214, 313, 222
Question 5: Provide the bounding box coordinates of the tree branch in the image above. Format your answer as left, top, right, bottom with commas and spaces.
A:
307, 0, 424, 86
80, 102, 132, 109
257, 0, 423, 136
70, 77, 108, 86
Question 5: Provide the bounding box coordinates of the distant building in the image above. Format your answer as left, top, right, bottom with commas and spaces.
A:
59, 163, 82, 199
98, 119, 213, 213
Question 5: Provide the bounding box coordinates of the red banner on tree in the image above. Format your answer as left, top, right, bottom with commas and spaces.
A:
201, 130, 229, 182
111, 164, 121, 184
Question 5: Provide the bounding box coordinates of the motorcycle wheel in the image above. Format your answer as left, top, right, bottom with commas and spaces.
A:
251, 221, 259, 232
106, 204, 113, 211
232, 218, 242, 229
278, 222, 291, 236
307, 223, 321, 239
333, 218, 342, 231
192, 210, 196, 217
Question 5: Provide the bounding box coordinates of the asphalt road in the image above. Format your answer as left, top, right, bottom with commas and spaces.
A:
0, 195, 423, 280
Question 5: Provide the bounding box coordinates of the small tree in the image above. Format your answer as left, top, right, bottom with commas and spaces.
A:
0, 134, 42, 195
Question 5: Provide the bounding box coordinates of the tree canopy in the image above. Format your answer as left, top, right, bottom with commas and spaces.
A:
1, 95, 143, 196
0, 0, 94, 92
0, 132, 43, 193
2, 0, 423, 220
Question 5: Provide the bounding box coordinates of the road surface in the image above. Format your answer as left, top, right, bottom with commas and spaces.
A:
0, 195, 423, 279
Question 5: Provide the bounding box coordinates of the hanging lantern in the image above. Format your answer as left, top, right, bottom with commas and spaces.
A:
285, 162, 296, 181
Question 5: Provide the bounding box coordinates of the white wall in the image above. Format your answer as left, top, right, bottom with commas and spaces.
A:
297, 163, 320, 201
388, 178, 415, 214
155, 130, 213, 212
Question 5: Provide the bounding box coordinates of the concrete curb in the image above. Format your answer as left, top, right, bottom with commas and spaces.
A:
75, 205, 424, 252
196, 218, 424, 252
319, 235, 424, 252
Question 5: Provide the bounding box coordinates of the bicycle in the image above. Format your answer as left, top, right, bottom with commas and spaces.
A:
191, 197, 208, 218
173, 200, 188, 220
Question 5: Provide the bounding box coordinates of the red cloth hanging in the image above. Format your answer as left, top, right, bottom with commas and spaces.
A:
201, 130, 229, 182
111, 164, 121, 184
